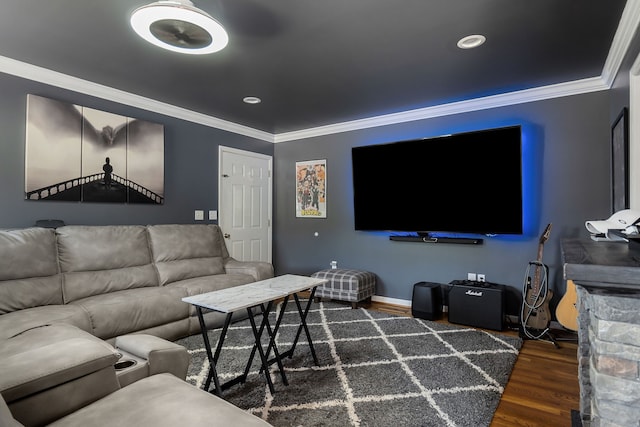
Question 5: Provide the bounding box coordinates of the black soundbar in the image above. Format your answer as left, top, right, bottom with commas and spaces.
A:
389, 235, 483, 245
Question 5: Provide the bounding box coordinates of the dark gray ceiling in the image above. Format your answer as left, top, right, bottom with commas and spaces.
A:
0, 1, 629, 135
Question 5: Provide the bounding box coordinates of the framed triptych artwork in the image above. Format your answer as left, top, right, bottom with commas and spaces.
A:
25, 94, 165, 204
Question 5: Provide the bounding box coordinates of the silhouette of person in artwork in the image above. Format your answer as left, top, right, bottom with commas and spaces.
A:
102, 157, 113, 189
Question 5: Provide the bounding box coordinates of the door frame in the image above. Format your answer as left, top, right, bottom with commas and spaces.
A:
630, 53, 640, 210
218, 145, 273, 262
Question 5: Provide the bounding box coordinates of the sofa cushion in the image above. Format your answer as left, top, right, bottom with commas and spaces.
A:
48, 373, 272, 427
0, 305, 91, 340
56, 225, 158, 302
70, 287, 189, 340
167, 273, 256, 316
167, 273, 256, 296
147, 224, 227, 285
62, 265, 159, 303
0, 324, 119, 402
0, 228, 62, 314
224, 258, 275, 282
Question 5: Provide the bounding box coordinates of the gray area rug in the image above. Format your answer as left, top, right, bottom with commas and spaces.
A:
175, 300, 522, 427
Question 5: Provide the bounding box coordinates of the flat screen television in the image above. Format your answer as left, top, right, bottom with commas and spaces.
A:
352, 125, 523, 235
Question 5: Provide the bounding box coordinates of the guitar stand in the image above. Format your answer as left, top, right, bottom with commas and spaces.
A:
519, 224, 579, 350
521, 261, 556, 344
539, 329, 560, 349
548, 325, 579, 344
519, 325, 560, 348
519, 323, 578, 349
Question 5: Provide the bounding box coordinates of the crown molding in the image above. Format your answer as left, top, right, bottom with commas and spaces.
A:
0, 54, 615, 145
602, 0, 640, 86
0, 55, 274, 143
276, 1, 640, 143
1, 0, 638, 146
273, 77, 608, 143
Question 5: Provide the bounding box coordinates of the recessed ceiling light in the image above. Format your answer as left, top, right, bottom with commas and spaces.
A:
243, 96, 262, 104
130, 0, 228, 55
457, 34, 486, 49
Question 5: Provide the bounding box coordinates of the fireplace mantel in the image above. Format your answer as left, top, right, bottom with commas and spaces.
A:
562, 238, 640, 427
562, 238, 640, 293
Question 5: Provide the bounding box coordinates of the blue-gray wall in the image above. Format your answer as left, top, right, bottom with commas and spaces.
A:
1, 39, 638, 316
273, 91, 612, 313
0, 73, 273, 228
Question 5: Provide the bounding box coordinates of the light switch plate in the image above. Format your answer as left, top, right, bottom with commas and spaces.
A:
209, 210, 217, 220
194, 210, 204, 221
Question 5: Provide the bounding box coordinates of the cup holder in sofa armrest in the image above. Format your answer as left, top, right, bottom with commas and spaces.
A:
114, 359, 137, 370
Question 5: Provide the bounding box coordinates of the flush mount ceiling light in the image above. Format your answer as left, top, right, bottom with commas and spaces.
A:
243, 96, 262, 104
457, 34, 486, 49
130, 0, 228, 54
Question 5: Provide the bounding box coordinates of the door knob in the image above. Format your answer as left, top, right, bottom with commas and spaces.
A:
224, 233, 230, 238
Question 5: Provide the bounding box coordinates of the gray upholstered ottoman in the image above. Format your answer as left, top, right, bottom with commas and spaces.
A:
311, 268, 376, 308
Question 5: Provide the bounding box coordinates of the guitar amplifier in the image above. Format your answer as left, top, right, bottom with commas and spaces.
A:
447, 280, 505, 331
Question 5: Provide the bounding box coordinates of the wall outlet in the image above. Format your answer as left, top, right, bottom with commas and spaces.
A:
208, 210, 217, 220
467, 272, 477, 281
194, 210, 204, 221
477, 274, 486, 282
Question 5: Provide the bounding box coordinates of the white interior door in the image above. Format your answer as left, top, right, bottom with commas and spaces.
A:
219, 146, 272, 262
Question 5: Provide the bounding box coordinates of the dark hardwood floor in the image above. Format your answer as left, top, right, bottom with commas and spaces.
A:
366, 300, 580, 427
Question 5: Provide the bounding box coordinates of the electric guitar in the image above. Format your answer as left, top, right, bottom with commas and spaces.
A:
521, 223, 553, 330
555, 279, 578, 331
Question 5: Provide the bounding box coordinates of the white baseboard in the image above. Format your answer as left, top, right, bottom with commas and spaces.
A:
371, 295, 411, 307
372, 295, 521, 327
371, 295, 449, 312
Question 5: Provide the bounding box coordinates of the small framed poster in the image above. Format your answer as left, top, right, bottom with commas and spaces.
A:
296, 159, 326, 218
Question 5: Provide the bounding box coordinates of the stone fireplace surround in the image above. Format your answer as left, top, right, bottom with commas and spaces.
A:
562, 239, 640, 427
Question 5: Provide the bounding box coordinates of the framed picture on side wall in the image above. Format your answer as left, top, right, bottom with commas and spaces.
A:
611, 107, 629, 213
296, 159, 327, 218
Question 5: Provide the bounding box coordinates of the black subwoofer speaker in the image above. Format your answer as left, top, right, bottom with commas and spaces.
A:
411, 282, 442, 320
447, 281, 505, 331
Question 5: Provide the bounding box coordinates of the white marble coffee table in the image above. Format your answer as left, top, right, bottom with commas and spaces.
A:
182, 274, 327, 396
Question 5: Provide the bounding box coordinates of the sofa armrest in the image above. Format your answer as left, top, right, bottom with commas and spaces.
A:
0, 338, 120, 403
224, 258, 274, 281
115, 334, 190, 380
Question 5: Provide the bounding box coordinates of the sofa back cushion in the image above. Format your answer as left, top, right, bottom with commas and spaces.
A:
56, 225, 158, 303
0, 228, 62, 314
147, 224, 228, 286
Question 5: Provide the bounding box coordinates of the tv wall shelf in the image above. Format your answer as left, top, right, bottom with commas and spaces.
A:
389, 235, 484, 245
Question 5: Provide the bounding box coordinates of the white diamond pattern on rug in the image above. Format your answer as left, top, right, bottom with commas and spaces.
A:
175, 300, 522, 427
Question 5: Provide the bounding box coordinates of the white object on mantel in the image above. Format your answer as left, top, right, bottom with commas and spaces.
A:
585, 209, 640, 241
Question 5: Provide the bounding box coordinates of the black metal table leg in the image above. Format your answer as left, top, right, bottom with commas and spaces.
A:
280, 286, 319, 365
196, 307, 229, 396
246, 306, 276, 394
243, 303, 270, 378
260, 298, 290, 385
247, 301, 289, 387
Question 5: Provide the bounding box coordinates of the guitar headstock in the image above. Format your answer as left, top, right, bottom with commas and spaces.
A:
540, 223, 552, 244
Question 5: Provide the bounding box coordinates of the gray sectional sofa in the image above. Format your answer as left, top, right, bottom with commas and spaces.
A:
0, 223, 274, 426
